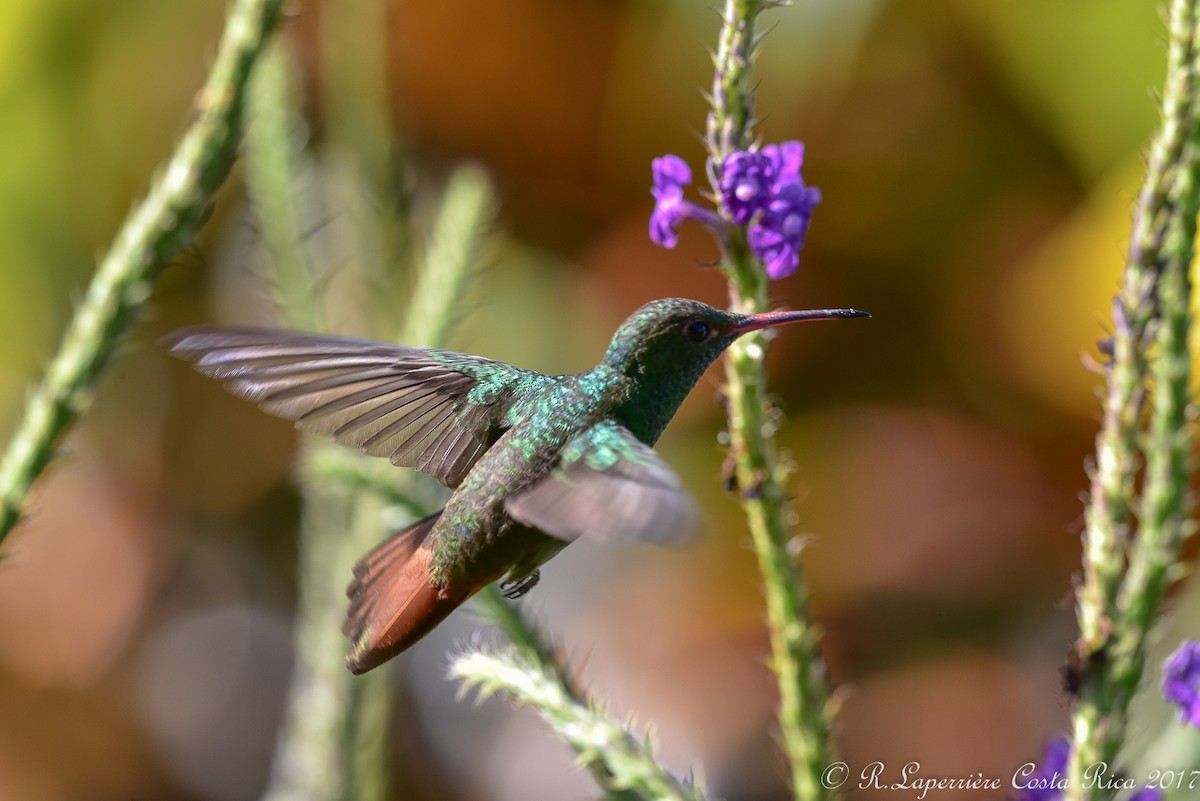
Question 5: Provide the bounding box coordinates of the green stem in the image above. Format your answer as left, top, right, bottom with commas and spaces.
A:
1068, 1, 1200, 797
472, 585, 564, 679
245, 42, 500, 798
246, 42, 394, 801
723, 240, 833, 801
261, 482, 393, 801
706, 0, 765, 162
0, 0, 285, 543
399, 165, 495, 348
706, 3, 834, 799
451, 646, 710, 801
470, 587, 645, 801
1114, 11, 1200, 679
245, 42, 326, 333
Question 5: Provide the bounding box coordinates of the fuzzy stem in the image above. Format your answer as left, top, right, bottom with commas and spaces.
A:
706, 2, 835, 800
705, 0, 764, 163
1118, 158, 1199, 643
245, 42, 388, 801
451, 646, 710, 801
469, 587, 648, 801
246, 43, 499, 796
0, 0, 285, 543
1068, 0, 1200, 797
244, 43, 326, 333
723, 236, 834, 801
262, 478, 393, 801
399, 165, 495, 348
1114, 6, 1200, 674
472, 585, 564, 678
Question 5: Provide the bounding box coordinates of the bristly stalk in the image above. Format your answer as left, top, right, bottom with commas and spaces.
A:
0, 0, 286, 544
451, 646, 710, 801
1113, 2, 1200, 672
706, 2, 836, 800
261, 474, 393, 801
246, 33, 639, 800
1068, 0, 1200, 797
472, 585, 565, 682
245, 41, 392, 801
245, 42, 384, 801
705, 0, 763, 163
399, 164, 496, 348
469, 587, 653, 801
246, 41, 503, 801
244, 42, 327, 334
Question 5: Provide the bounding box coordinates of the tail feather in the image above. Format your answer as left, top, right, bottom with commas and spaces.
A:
343, 511, 484, 674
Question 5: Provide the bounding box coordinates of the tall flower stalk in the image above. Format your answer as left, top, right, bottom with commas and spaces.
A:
649, 1, 835, 798
1068, 0, 1200, 796
706, 5, 835, 794
244, 40, 505, 800
0, 0, 286, 544
452, 644, 709, 801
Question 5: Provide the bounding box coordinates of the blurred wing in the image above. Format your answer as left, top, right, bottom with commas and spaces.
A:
505, 421, 698, 546
167, 327, 545, 487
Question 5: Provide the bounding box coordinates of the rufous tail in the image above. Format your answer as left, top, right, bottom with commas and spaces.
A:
343, 512, 485, 674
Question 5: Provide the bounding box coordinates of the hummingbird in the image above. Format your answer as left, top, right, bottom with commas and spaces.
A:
168, 298, 866, 673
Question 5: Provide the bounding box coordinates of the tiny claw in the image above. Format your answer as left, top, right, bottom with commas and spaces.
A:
500, 570, 540, 599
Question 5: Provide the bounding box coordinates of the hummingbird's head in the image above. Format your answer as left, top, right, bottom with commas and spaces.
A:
602, 297, 868, 383
600, 297, 867, 444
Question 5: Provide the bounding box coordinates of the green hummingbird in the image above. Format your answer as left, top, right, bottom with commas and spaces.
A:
168, 297, 866, 673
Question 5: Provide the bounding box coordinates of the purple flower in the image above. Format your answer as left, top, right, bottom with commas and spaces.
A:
1163, 639, 1200, 726
746, 182, 821, 279
649, 155, 695, 248
649, 141, 818, 280
1129, 789, 1164, 801
718, 150, 774, 225
1011, 736, 1070, 801
718, 141, 806, 225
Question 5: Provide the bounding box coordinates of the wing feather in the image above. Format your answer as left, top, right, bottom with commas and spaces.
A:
168, 327, 543, 487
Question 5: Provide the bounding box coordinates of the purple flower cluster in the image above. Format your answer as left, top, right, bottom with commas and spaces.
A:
1011, 737, 1162, 801
1163, 639, 1200, 726
649, 156, 706, 250
1014, 737, 1070, 801
1129, 791, 1164, 801
1012, 641, 1200, 801
649, 141, 820, 280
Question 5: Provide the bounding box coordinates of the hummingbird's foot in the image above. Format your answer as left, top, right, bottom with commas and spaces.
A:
500, 570, 540, 599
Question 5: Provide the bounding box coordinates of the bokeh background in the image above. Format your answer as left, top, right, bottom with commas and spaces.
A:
0, 0, 1189, 799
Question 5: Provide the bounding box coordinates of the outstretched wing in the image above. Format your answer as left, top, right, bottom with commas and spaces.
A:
505, 421, 698, 546
167, 327, 547, 488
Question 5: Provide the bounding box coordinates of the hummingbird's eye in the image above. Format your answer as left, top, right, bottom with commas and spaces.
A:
683, 319, 712, 343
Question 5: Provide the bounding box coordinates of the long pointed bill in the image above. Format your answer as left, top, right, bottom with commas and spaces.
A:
731, 307, 870, 335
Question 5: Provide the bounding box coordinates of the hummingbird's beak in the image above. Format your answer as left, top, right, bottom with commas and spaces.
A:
731, 307, 870, 335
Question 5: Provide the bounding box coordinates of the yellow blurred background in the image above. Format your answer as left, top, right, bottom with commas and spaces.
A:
0, 0, 1181, 799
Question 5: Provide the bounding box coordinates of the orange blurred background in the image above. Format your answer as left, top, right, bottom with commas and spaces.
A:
0, 0, 1184, 799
